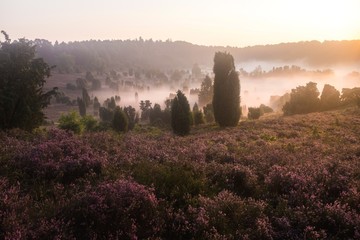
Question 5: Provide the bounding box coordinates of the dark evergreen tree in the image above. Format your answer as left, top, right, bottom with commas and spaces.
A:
93, 96, 101, 115
77, 97, 86, 117
99, 107, 114, 122
107, 97, 116, 110
0, 32, 57, 130
171, 90, 191, 136
212, 52, 240, 127
112, 106, 128, 132
82, 88, 90, 107
150, 103, 163, 125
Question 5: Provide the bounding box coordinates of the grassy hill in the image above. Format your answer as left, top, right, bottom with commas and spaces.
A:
1, 108, 359, 239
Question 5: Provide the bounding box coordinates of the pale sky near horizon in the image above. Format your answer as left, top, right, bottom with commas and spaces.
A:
1, 0, 359, 47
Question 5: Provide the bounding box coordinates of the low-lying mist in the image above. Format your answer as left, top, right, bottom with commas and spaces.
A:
47, 61, 359, 122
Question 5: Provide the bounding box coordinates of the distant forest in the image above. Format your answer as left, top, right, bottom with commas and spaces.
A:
30, 38, 360, 73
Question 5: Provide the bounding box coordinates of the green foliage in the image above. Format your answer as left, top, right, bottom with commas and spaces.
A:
248, 107, 262, 120
212, 52, 240, 127
198, 75, 213, 107
171, 90, 191, 136
112, 106, 128, 133
80, 115, 98, 132
320, 84, 341, 111
0, 32, 57, 131
283, 82, 320, 115
58, 111, 83, 134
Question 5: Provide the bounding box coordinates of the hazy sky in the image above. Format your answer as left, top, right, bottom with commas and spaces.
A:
1, 0, 359, 47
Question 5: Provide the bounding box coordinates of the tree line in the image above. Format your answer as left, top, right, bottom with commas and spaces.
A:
30, 37, 360, 73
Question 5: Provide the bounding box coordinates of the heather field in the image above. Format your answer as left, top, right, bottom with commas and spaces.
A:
1, 108, 360, 239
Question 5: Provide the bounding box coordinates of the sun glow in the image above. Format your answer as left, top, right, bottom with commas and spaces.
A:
1, 0, 359, 46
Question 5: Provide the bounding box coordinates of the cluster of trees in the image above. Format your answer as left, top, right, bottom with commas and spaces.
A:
0, 33, 242, 136
283, 82, 360, 115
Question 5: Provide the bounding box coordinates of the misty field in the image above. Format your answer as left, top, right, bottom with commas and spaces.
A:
1, 107, 359, 239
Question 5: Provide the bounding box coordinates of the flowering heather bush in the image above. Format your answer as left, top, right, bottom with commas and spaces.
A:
9, 128, 106, 183
61, 179, 161, 239
0, 108, 359, 239
0, 178, 31, 239
200, 191, 273, 239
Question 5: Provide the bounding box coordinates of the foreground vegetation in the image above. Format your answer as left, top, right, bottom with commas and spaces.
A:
1, 107, 360, 239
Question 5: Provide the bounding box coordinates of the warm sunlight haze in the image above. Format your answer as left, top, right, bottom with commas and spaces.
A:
1, 0, 359, 46
1, 0, 360, 239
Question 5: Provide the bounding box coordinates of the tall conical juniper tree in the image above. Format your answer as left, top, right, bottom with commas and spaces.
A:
171, 90, 191, 136
212, 52, 240, 127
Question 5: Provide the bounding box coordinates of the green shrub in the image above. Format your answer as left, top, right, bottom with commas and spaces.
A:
58, 111, 83, 134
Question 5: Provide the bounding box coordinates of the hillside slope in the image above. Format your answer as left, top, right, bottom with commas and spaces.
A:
0, 108, 359, 239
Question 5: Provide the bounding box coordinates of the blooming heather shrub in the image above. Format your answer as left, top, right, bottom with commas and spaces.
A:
200, 191, 273, 239
206, 163, 258, 197
0, 178, 31, 239
11, 128, 105, 183
131, 161, 208, 207
313, 159, 353, 203
265, 165, 310, 196
62, 179, 161, 239
316, 201, 360, 238
0, 108, 359, 239
162, 206, 210, 239
83, 131, 125, 164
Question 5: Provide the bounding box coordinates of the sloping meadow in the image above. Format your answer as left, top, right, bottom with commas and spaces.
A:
0, 108, 359, 239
